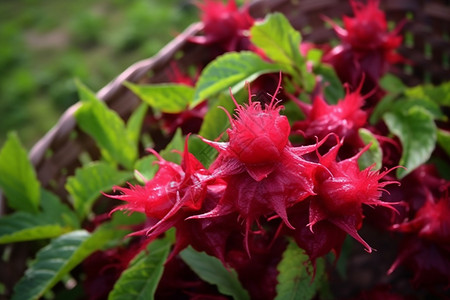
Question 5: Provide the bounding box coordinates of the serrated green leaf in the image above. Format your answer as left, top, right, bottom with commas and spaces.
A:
250, 13, 303, 72
125, 82, 194, 113
0, 190, 79, 244
126, 103, 148, 145
384, 106, 437, 178
275, 241, 325, 300
358, 128, 382, 170
314, 64, 345, 104
192, 51, 281, 107
0, 212, 68, 244
40, 189, 80, 229
437, 129, 450, 158
65, 161, 131, 219
250, 13, 313, 91
108, 237, 171, 300
0, 132, 40, 213
180, 247, 250, 300
75, 81, 137, 169
11, 227, 118, 300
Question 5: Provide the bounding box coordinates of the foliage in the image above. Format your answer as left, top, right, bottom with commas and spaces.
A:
1, 1, 449, 299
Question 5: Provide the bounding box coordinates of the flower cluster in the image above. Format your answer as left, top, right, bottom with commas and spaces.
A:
107, 79, 397, 298
96, 0, 448, 298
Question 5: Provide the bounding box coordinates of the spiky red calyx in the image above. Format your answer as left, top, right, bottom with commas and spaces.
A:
192, 82, 319, 252
388, 189, 450, 287
322, 0, 404, 98
292, 82, 368, 147
307, 136, 398, 253
107, 138, 212, 238
227, 93, 290, 166
191, 0, 255, 52
328, 0, 403, 58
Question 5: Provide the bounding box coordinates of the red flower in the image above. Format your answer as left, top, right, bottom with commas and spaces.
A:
190, 82, 319, 252
389, 190, 450, 288
323, 0, 404, 98
108, 138, 212, 239
190, 0, 256, 52
292, 82, 368, 147
338, 0, 402, 54
307, 136, 398, 253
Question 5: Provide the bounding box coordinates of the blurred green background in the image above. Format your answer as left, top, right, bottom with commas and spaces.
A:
0, 0, 198, 149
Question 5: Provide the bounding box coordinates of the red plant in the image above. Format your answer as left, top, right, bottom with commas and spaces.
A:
323, 0, 404, 97
292, 81, 368, 148
190, 0, 256, 52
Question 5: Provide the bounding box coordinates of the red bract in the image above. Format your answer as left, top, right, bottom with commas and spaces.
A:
307, 137, 398, 253
389, 192, 450, 287
323, 0, 404, 97
191, 0, 256, 52
287, 200, 348, 263
108, 139, 212, 239
292, 82, 367, 147
226, 233, 287, 300
83, 248, 132, 300
191, 83, 319, 252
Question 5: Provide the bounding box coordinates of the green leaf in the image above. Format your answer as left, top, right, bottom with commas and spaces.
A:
275, 240, 325, 300
358, 128, 382, 171
0, 190, 79, 244
406, 81, 450, 107
75, 81, 137, 169
384, 106, 437, 178
134, 129, 185, 182
0, 212, 68, 244
192, 51, 281, 107
65, 161, 131, 219
306, 49, 323, 66
76, 78, 99, 103
12, 227, 118, 300
126, 103, 148, 145
250, 13, 314, 91
159, 129, 185, 164
134, 154, 159, 183
189, 93, 235, 166
437, 129, 450, 158
40, 189, 80, 229
379, 73, 405, 93
314, 64, 345, 104
396, 96, 444, 121
180, 247, 250, 300
370, 93, 397, 125
108, 237, 172, 300
125, 82, 194, 113
250, 13, 303, 73
0, 132, 40, 213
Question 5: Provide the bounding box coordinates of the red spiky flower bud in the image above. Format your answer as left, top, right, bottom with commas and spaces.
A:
191, 79, 319, 252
